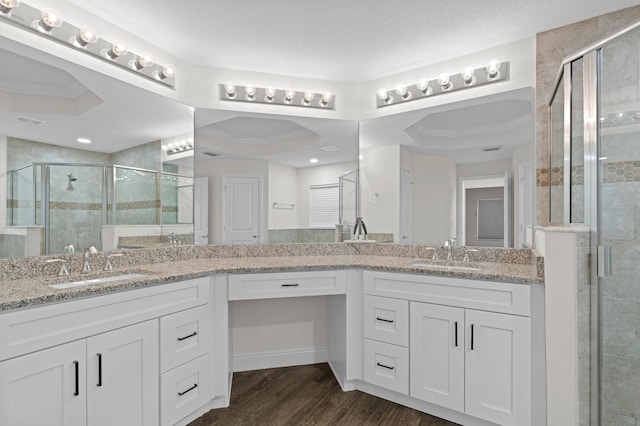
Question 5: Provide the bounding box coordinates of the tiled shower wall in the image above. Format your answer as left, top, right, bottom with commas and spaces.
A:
6, 139, 163, 254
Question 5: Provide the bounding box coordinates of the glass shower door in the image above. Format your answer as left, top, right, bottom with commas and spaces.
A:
597, 25, 640, 426
45, 165, 105, 254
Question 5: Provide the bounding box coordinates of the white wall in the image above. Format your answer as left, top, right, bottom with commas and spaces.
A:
0, 135, 7, 233
360, 145, 401, 241
512, 144, 534, 248
410, 154, 456, 245
268, 162, 298, 229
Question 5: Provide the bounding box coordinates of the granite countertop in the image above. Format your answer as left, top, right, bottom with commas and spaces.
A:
0, 252, 542, 312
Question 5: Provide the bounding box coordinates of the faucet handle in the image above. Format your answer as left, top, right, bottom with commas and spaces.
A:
45, 259, 69, 276
463, 248, 478, 263
424, 247, 439, 260
104, 253, 123, 271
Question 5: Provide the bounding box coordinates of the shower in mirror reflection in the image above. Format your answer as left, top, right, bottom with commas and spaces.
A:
66, 172, 77, 190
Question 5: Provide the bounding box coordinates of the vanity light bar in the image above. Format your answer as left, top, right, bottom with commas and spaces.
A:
375, 60, 510, 108
219, 83, 335, 110
0, 1, 176, 88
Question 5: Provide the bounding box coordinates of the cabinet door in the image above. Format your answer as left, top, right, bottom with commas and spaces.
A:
465, 310, 531, 426
409, 302, 464, 412
0, 340, 87, 426
87, 320, 159, 426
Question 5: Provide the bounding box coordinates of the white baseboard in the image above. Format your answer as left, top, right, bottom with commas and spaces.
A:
233, 347, 328, 372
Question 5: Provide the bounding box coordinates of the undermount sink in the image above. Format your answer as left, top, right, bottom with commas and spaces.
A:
409, 262, 481, 272
49, 273, 148, 289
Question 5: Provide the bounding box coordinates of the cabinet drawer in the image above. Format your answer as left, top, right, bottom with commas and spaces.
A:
228, 270, 346, 300
363, 339, 409, 395
161, 354, 213, 426
364, 270, 531, 316
160, 305, 211, 373
363, 295, 408, 346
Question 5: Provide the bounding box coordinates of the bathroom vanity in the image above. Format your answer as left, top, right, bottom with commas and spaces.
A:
0, 244, 543, 426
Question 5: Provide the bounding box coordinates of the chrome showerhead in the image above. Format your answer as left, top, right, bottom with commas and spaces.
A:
67, 173, 77, 190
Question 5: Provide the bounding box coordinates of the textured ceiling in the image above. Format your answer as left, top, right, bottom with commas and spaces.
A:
66, 0, 640, 81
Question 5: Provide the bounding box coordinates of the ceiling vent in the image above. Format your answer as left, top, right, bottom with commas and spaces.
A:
320, 145, 340, 151
201, 151, 220, 157
482, 146, 501, 152
17, 116, 46, 125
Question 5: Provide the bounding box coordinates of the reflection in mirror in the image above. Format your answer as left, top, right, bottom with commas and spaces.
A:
0, 38, 194, 258
194, 110, 359, 244
359, 88, 534, 248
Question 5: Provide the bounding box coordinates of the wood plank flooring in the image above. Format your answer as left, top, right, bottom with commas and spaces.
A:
188, 363, 460, 426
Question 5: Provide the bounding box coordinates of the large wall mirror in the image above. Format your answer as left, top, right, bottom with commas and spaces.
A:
0, 37, 195, 258
359, 88, 534, 248
194, 109, 359, 244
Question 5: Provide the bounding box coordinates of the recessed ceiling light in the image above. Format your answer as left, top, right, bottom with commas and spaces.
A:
77, 138, 91, 144
309, 158, 319, 163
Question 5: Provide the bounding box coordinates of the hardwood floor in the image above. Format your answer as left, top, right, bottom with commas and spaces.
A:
188, 363, 460, 426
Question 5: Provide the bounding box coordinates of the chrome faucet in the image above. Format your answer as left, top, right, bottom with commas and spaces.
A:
45, 259, 69, 276
444, 239, 454, 260
104, 253, 123, 271
353, 217, 368, 240
82, 246, 98, 273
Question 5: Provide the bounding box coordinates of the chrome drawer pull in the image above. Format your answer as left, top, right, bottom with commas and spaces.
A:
376, 362, 394, 370
177, 331, 198, 341
281, 283, 299, 287
375, 317, 394, 323
178, 383, 198, 396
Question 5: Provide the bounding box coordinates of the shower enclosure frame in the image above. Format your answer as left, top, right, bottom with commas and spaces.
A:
8, 162, 193, 254
548, 19, 640, 426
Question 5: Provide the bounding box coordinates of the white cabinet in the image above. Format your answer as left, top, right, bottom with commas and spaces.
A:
87, 320, 159, 426
0, 320, 158, 426
0, 340, 87, 426
409, 302, 464, 412
464, 309, 531, 426
0, 277, 211, 426
364, 270, 533, 426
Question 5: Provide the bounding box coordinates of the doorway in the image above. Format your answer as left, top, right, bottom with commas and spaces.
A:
222, 175, 262, 244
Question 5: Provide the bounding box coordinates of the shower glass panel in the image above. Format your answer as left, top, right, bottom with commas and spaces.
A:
8, 164, 37, 226
597, 26, 640, 426
571, 58, 585, 223
114, 166, 159, 225
46, 165, 105, 253
161, 173, 195, 224
549, 74, 565, 224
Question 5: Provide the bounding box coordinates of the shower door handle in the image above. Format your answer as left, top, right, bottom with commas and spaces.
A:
597, 245, 612, 278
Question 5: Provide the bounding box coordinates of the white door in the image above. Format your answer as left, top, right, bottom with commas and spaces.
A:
223, 175, 261, 244
465, 309, 531, 426
193, 176, 209, 245
87, 320, 159, 426
400, 168, 413, 243
0, 340, 87, 426
410, 302, 464, 412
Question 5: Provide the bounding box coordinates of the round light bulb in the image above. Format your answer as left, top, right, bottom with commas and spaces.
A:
39, 8, 62, 32
437, 72, 452, 90
376, 89, 389, 101
395, 84, 407, 97
284, 89, 295, 100
303, 91, 315, 104
134, 52, 155, 69
160, 64, 176, 79
486, 60, 501, 79
107, 40, 128, 59
265, 87, 276, 101
245, 85, 256, 100
416, 79, 428, 91
224, 82, 236, 98
0, 0, 20, 14
462, 66, 476, 86
76, 25, 98, 46
320, 91, 333, 106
